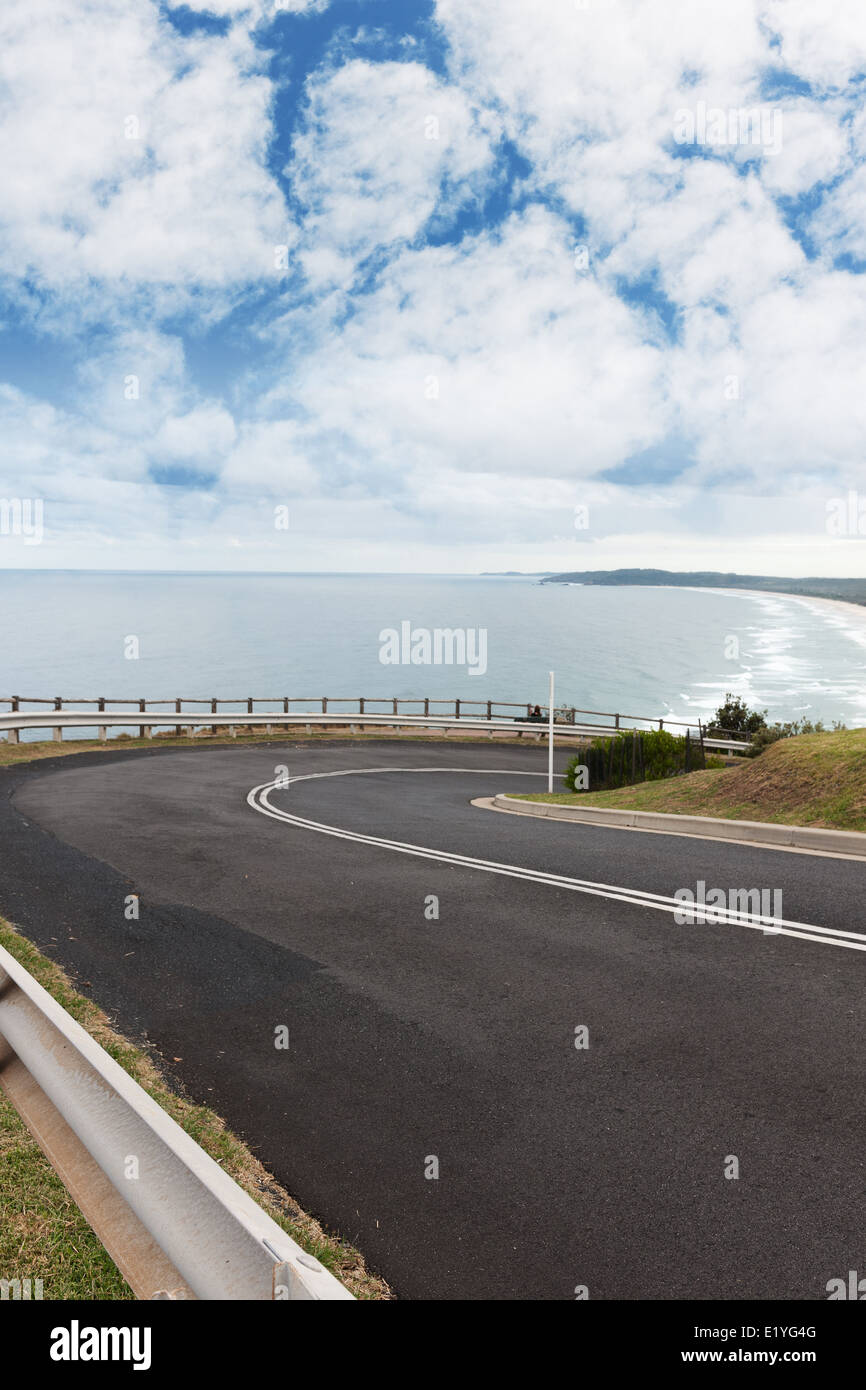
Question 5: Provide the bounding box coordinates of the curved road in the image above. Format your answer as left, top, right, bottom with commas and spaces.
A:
2, 739, 865, 1300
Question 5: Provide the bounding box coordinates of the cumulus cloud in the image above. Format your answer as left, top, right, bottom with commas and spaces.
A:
286, 57, 499, 286
4, 0, 866, 571
265, 206, 669, 484
0, 0, 288, 325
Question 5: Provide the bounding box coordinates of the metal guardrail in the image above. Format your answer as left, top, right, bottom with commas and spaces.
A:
0, 693, 745, 735
0, 944, 354, 1300
0, 704, 751, 753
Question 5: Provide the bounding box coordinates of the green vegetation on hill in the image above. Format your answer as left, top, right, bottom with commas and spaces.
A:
563, 728, 722, 792
540, 568, 866, 607
515, 728, 866, 832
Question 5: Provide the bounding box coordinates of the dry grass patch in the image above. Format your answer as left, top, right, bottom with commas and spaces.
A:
515, 729, 866, 832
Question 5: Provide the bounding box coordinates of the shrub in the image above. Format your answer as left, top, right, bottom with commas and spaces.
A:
707, 693, 767, 738
708, 693, 846, 756
563, 728, 708, 793
746, 716, 843, 756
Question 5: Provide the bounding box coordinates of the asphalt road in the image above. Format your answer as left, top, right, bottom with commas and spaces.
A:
2, 739, 865, 1301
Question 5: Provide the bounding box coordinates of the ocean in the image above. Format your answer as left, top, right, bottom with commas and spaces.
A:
2, 570, 866, 732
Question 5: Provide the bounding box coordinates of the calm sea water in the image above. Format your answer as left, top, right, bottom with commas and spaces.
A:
2, 571, 866, 731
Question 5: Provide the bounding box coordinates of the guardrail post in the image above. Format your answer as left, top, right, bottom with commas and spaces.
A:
424, 698, 429, 715
247, 698, 253, 715
283, 698, 289, 714
393, 698, 398, 715
615, 713, 620, 729
659, 719, 664, 731
11, 696, 19, 712
175, 699, 182, 736
98, 725, 107, 742
322, 698, 327, 714
487, 700, 492, 718
455, 699, 460, 718
359, 698, 365, 714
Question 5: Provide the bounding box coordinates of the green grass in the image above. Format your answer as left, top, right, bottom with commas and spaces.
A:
0, 919, 391, 1300
512, 728, 866, 833
0, 1091, 134, 1300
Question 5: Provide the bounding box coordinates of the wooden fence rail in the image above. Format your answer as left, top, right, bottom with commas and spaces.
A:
0, 694, 714, 727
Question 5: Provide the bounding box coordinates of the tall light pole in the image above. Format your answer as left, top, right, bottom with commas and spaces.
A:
548, 670, 555, 794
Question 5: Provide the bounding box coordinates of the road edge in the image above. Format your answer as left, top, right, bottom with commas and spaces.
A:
488, 794, 866, 861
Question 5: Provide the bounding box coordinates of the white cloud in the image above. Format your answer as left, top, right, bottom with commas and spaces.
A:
155, 404, 238, 463
263, 206, 670, 489
199, 0, 329, 17
759, 0, 866, 90
5, 0, 866, 573
286, 58, 498, 286
220, 420, 319, 493
0, 0, 288, 325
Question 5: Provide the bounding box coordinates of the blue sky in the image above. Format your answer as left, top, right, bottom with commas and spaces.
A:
2, 0, 866, 572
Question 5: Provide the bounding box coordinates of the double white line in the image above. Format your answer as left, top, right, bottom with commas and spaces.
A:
247, 767, 866, 953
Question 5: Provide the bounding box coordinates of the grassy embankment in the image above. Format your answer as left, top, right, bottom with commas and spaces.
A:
513, 728, 866, 833
0, 728, 395, 1298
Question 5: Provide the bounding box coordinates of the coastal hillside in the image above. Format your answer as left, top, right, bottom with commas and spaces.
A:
541, 568, 866, 606
517, 728, 866, 832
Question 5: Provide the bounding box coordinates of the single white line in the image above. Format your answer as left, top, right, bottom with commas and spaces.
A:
246, 769, 866, 953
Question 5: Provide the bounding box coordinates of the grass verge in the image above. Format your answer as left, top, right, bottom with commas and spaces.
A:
0, 917, 391, 1300
512, 728, 866, 833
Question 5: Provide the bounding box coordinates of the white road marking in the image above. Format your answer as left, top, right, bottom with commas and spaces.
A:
247, 767, 866, 953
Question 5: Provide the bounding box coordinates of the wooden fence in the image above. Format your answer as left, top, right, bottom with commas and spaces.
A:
0, 694, 716, 732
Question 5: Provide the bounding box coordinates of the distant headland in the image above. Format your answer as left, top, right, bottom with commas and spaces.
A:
540, 568, 866, 607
